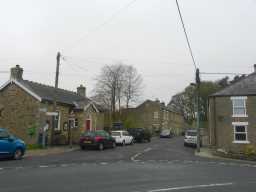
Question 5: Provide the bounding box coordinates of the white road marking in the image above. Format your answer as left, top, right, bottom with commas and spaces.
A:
0, 167, 3, 170
15, 166, 24, 170
39, 165, 49, 168
100, 162, 108, 165
144, 147, 152, 152
147, 182, 233, 192
60, 164, 68, 167
131, 152, 142, 162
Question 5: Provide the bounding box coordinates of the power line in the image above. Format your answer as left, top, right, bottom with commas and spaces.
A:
201, 72, 247, 75
65, 0, 138, 52
0, 71, 8, 73
175, 0, 197, 71
61, 57, 88, 73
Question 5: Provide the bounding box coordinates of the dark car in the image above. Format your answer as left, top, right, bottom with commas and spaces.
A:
0, 128, 26, 160
160, 129, 174, 138
79, 130, 116, 150
127, 128, 152, 143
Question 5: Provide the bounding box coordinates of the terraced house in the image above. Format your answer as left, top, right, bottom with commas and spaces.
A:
208, 65, 256, 154
0, 65, 105, 145
121, 100, 185, 135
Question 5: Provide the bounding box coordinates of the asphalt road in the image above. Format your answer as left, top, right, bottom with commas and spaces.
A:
1, 137, 256, 192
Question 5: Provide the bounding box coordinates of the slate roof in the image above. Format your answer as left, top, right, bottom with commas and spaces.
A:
20, 80, 91, 106
211, 72, 256, 97
136, 99, 181, 114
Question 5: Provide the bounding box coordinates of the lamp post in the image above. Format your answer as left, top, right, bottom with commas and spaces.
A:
196, 68, 201, 153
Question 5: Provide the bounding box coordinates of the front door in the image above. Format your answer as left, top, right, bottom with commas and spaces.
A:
85, 119, 91, 131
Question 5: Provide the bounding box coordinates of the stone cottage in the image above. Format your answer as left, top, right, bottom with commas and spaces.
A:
0, 65, 105, 145
208, 65, 256, 154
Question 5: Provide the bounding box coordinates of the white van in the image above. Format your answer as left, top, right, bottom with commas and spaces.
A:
111, 130, 134, 146
184, 129, 198, 147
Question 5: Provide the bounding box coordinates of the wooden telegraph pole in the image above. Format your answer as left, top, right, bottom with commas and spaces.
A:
50, 52, 61, 146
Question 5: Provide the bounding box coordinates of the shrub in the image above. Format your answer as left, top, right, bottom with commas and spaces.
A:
244, 144, 256, 157
27, 144, 43, 150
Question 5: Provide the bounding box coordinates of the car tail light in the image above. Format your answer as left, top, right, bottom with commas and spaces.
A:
80, 137, 85, 142
95, 136, 103, 142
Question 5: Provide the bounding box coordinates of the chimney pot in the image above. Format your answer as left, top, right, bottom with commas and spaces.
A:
77, 84, 86, 97
10, 65, 23, 81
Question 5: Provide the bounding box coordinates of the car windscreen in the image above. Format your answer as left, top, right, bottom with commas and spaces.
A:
111, 132, 121, 136
186, 131, 197, 136
82, 131, 95, 137
161, 130, 170, 134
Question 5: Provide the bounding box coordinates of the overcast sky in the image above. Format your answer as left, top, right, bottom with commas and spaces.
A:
0, 0, 256, 104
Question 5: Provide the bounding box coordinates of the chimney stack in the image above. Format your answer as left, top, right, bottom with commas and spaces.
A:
254, 64, 256, 73
10, 65, 23, 81
77, 84, 86, 97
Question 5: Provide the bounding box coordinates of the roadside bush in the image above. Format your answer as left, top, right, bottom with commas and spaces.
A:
27, 144, 43, 150
244, 145, 256, 157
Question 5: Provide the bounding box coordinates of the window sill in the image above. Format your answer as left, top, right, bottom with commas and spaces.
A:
232, 141, 250, 144
232, 115, 248, 118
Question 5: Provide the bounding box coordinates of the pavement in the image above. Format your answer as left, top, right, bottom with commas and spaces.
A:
1, 136, 256, 192
196, 147, 256, 164
25, 146, 79, 157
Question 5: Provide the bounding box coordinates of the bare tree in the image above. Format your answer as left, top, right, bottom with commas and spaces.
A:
93, 64, 124, 113
93, 64, 143, 113
122, 65, 143, 108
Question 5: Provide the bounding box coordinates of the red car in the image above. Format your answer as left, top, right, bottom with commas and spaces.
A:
79, 130, 116, 150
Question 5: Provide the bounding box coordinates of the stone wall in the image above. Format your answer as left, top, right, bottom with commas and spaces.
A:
0, 83, 41, 144
209, 96, 256, 154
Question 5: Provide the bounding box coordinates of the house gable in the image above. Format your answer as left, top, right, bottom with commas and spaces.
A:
0, 80, 42, 102
84, 102, 99, 113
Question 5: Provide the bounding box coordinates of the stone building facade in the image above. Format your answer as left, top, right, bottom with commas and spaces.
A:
209, 66, 256, 154
0, 65, 105, 145
121, 100, 185, 135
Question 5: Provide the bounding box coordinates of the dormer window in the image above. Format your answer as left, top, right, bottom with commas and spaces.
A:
231, 96, 247, 117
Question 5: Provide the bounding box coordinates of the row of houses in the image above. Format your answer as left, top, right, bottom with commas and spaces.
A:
0, 65, 185, 145
120, 99, 186, 135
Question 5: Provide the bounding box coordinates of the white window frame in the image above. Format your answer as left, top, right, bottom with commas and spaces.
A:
231, 96, 248, 117
232, 122, 250, 144
74, 118, 78, 128
153, 111, 159, 119
54, 111, 61, 131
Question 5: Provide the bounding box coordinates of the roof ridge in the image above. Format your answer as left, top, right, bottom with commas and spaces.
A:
211, 72, 255, 97
23, 79, 80, 96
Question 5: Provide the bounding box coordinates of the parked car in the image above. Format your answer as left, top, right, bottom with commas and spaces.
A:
160, 129, 174, 138
111, 130, 134, 146
184, 129, 201, 147
0, 128, 26, 160
79, 130, 116, 150
127, 128, 152, 143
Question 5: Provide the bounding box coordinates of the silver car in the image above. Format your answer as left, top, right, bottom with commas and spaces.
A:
184, 129, 198, 147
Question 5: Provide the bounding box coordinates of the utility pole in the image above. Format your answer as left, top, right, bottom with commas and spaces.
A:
196, 68, 201, 153
50, 52, 61, 146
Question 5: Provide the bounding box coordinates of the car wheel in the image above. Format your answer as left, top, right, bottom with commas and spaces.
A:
130, 139, 134, 145
14, 148, 23, 160
80, 146, 85, 150
122, 140, 125, 146
98, 143, 104, 151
